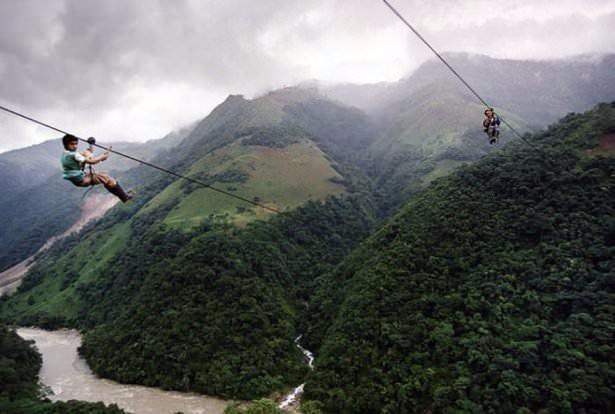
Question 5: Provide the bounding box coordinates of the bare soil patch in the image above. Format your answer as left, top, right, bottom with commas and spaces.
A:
599, 133, 615, 150
587, 133, 615, 157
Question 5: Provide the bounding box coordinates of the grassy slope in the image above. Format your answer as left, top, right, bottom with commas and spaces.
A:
374, 81, 526, 152
367, 81, 529, 215
323, 55, 615, 216
0, 88, 359, 327
0, 89, 377, 400
144, 140, 345, 229
1, 222, 131, 326
304, 103, 615, 413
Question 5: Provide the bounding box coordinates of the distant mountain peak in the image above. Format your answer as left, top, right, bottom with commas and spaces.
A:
223, 94, 247, 102
255, 86, 321, 106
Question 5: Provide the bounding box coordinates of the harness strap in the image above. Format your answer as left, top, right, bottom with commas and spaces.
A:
87, 139, 96, 187
88, 164, 95, 186
79, 139, 97, 199
81, 184, 95, 199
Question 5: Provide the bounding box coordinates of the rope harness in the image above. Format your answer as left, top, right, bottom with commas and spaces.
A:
80, 137, 97, 199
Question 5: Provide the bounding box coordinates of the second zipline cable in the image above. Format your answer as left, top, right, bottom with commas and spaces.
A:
380, 0, 541, 152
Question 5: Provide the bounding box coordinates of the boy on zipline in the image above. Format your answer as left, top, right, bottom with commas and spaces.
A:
483, 108, 500, 145
61, 134, 132, 202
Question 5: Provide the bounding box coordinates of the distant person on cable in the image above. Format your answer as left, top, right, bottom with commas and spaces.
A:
60, 134, 132, 202
483, 108, 500, 145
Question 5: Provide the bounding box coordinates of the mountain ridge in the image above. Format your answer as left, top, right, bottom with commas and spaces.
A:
304, 102, 615, 412
0, 88, 380, 399
1, 53, 614, 410
0, 123, 196, 272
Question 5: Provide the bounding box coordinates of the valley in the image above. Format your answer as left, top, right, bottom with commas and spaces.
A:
0, 193, 117, 295
1, 54, 613, 413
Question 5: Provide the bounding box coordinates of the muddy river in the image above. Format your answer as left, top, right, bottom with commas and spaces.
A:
17, 328, 229, 414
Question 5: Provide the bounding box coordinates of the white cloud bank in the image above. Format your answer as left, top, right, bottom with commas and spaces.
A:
0, 0, 613, 152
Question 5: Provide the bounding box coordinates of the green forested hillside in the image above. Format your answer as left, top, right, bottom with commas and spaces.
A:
0, 127, 194, 272
322, 53, 615, 215
0, 140, 64, 194
0, 88, 378, 399
304, 103, 615, 412
4, 54, 612, 272
366, 80, 527, 215
0, 324, 125, 413
0, 175, 84, 272
2, 56, 614, 409
78, 197, 373, 399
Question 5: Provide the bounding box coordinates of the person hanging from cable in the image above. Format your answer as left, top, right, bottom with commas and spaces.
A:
60, 134, 133, 202
483, 108, 501, 145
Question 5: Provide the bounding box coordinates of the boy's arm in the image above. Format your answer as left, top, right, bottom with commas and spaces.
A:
82, 151, 109, 165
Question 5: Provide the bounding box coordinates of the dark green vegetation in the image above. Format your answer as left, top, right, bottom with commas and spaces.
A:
304, 103, 615, 412
1, 87, 377, 400
0, 175, 83, 272
224, 399, 285, 414
77, 197, 373, 399
0, 324, 125, 413
224, 398, 323, 414
1, 53, 614, 411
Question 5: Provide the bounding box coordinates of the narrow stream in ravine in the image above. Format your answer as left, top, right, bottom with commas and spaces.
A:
279, 335, 315, 410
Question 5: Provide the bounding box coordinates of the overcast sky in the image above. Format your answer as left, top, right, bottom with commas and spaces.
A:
1, 0, 614, 153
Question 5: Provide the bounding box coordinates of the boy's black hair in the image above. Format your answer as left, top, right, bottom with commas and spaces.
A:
62, 134, 79, 150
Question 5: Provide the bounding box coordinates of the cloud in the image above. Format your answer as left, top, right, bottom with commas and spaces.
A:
0, 0, 614, 152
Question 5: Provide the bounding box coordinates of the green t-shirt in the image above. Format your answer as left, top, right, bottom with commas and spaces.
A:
61, 150, 86, 183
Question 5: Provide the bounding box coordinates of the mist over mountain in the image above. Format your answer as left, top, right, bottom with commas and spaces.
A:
304, 102, 615, 413
319, 54, 615, 124
4, 53, 613, 259
0, 86, 380, 399
315, 53, 615, 214
1, 53, 614, 412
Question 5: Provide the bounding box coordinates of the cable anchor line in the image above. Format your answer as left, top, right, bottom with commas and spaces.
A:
380, 0, 544, 153
0, 103, 284, 216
